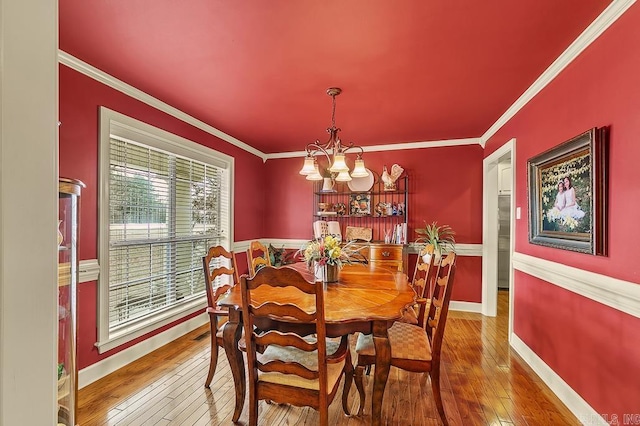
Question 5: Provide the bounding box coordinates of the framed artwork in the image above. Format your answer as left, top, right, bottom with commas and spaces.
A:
349, 193, 370, 216
527, 127, 607, 255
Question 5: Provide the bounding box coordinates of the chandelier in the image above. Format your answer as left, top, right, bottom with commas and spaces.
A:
299, 88, 369, 182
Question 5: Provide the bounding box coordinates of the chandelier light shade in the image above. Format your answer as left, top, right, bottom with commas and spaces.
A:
351, 157, 369, 177
334, 170, 352, 182
299, 155, 317, 175
299, 88, 368, 182
305, 159, 323, 181
329, 153, 349, 173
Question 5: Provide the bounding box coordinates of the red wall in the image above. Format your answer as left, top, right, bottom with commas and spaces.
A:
485, 4, 640, 417
60, 64, 484, 369
264, 146, 484, 302
59, 65, 265, 369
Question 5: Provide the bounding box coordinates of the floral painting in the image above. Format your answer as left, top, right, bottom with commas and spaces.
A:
527, 127, 608, 255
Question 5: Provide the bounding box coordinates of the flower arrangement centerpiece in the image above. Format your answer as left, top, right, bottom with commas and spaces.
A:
300, 235, 357, 283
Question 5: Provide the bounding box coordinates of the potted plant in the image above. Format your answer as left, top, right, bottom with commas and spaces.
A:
415, 221, 456, 261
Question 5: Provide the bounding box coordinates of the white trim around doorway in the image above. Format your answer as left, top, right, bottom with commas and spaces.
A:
482, 139, 516, 340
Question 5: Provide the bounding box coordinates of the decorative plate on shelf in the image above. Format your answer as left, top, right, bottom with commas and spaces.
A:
349, 193, 371, 215
347, 168, 375, 192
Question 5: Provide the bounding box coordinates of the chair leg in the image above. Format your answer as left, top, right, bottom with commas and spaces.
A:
204, 321, 219, 388
249, 386, 258, 426
319, 405, 329, 426
430, 368, 448, 426
354, 365, 366, 416
342, 350, 354, 416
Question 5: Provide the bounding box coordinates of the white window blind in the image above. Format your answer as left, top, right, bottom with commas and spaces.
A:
98, 107, 233, 353
109, 137, 224, 330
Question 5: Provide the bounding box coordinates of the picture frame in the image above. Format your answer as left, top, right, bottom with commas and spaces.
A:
527, 127, 607, 255
349, 193, 371, 216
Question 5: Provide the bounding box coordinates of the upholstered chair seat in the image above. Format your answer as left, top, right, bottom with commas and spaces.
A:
355, 321, 432, 362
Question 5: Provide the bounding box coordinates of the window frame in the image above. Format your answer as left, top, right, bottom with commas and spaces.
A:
97, 107, 234, 353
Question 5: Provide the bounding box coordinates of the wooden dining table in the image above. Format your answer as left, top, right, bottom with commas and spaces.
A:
217, 261, 415, 426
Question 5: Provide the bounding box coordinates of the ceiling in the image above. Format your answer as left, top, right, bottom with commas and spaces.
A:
59, 0, 612, 154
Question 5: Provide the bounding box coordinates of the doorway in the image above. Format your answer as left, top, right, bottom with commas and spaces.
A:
497, 155, 512, 291
482, 139, 515, 340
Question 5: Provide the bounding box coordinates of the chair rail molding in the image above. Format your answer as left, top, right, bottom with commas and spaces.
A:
408, 242, 482, 257
79, 259, 100, 283
512, 252, 640, 319
246, 239, 483, 257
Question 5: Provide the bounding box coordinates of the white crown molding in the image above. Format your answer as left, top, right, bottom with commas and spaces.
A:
78, 259, 100, 283
78, 313, 207, 389
264, 138, 481, 161
480, 0, 636, 147
512, 252, 640, 319
58, 50, 266, 161
510, 334, 607, 426
59, 1, 636, 160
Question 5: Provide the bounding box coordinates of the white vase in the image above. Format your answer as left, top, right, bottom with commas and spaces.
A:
322, 177, 334, 191
314, 262, 339, 283
57, 220, 64, 247
421, 251, 441, 264
314, 262, 325, 281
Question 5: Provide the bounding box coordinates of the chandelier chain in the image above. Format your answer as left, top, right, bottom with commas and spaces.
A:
331, 93, 337, 129
298, 87, 368, 181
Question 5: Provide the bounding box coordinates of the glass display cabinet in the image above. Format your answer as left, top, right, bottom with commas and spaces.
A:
58, 178, 84, 426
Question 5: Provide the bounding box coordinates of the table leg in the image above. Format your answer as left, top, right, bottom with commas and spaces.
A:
371, 320, 391, 426
223, 308, 245, 422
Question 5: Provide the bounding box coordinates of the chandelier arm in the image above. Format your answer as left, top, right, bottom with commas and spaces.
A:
305, 142, 332, 164
341, 143, 365, 156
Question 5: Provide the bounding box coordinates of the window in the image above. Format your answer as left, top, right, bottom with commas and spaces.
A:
97, 108, 233, 353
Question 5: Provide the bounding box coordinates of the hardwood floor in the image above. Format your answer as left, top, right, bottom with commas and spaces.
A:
78, 291, 580, 425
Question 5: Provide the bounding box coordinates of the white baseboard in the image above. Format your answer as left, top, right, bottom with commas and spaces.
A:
78, 313, 208, 389
510, 334, 607, 426
449, 301, 482, 313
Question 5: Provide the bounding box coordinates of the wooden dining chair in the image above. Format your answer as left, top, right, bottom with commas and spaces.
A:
202, 245, 239, 388
246, 240, 271, 276
241, 266, 353, 426
399, 244, 437, 326
353, 251, 457, 425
